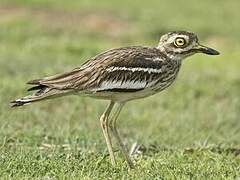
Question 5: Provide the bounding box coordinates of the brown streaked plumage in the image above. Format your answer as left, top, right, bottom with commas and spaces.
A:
11, 31, 220, 168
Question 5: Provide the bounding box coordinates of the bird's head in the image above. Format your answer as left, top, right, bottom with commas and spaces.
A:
157, 31, 220, 60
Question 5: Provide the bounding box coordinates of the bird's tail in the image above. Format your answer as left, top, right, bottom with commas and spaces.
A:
11, 84, 69, 107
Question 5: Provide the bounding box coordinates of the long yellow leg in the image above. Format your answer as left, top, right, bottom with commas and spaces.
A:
110, 103, 134, 168
99, 101, 116, 165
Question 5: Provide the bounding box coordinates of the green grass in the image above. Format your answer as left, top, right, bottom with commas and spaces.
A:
0, 0, 240, 179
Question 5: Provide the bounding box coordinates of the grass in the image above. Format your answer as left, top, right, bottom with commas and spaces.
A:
0, 0, 240, 179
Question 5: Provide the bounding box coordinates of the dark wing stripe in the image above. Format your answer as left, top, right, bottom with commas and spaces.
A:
96, 88, 144, 93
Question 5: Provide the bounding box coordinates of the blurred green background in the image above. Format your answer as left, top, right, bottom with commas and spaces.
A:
0, 0, 240, 179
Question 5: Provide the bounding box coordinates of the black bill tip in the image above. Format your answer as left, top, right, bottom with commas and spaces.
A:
194, 44, 220, 55
201, 47, 220, 55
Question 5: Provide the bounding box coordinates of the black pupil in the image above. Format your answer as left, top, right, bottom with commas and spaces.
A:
178, 39, 184, 44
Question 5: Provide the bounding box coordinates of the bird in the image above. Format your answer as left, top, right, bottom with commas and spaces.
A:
11, 31, 220, 168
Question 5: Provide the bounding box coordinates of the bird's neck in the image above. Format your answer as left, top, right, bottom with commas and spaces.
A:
157, 46, 183, 62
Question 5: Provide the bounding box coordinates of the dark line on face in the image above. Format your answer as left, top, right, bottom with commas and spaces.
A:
179, 49, 197, 55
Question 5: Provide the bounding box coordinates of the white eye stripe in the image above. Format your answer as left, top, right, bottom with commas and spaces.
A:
167, 34, 189, 44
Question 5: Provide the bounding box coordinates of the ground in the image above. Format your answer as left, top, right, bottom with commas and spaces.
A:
0, 0, 240, 179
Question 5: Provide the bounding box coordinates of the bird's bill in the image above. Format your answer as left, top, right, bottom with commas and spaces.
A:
193, 44, 220, 55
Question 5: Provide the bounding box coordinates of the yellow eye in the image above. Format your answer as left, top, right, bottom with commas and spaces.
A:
174, 37, 187, 47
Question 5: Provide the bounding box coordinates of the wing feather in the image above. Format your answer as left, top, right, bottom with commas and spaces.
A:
27, 46, 167, 92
